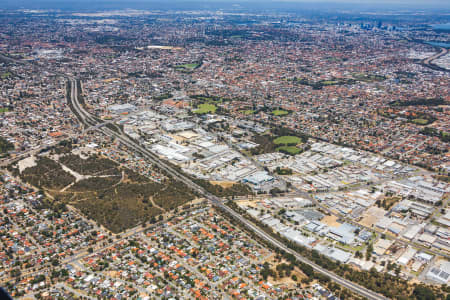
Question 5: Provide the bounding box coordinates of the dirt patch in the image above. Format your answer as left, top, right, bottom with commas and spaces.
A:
210, 180, 238, 188
263, 256, 307, 288
359, 206, 386, 227
360, 215, 379, 228
321, 215, 341, 227
268, 269, 305, 287
18, 156, 37, 173
235, 199, 260, 208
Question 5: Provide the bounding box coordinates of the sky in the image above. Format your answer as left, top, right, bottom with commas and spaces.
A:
1, 0, 449, 11
279, 0, 448, 3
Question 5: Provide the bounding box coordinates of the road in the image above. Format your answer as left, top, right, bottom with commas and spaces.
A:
0, 52, 388, 300
67, 79, 388, 300
420, 46, 449, 73
218, 129, 450, 260
402, 37, 450, 73
0, 140, 62, 167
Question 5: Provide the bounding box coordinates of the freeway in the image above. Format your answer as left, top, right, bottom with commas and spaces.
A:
402, 37, 450, 73
420, 46, 449, 73
67, 79, 388, 300
0, 51, 388, 299
422, 47, 449, 71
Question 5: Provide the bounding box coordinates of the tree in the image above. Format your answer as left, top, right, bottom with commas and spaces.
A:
395, 265, 401, 276
413, 285, 436, 300
366, 243, 373, 260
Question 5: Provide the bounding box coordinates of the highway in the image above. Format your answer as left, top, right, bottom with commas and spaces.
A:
0, 50, 388, 299
402, 37, 449, 73
67, 78, 388, 300
420, 46, 449, 73
422, 47, 448, 66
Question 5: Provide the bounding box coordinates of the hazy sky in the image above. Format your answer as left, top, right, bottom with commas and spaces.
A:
2, 0, 449, 10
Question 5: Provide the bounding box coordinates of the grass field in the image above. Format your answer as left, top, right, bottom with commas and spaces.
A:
273, 136, 301, 145
178, 63, 199, 69
321, 80, 340, 85
272, 109, 289, 116
276, 146, 302, 155
411, 118, 429, 125
194, 103, 217, 114
1, 72, 11, 79
175, 63, 200, 72
241, 110, 255, 115
353, 73, 386, 83
0, 108, 9, 113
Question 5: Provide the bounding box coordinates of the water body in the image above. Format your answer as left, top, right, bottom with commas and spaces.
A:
425, 41, 450, 48
431, 23, 450, 31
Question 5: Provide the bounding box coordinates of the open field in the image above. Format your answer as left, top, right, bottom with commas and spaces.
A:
210, 180, 237, 188
276, 146, 302, 155
321, 215, 341, 227
241, 109, 255, 115
1, 72, 12, 79
177, 63, 199, 69
352, 73, 386, 82
273, 136, 302, 145
175, 63, 200, 72
411, 118, 430, 125
359, 206, 386, 227
194, 103, 217, 114
263, 256, 308, 288
194, 178, 252, 198
272, 109, 289, 116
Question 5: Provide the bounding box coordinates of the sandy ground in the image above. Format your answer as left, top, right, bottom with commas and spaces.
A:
60, 163, 89, 182
360, 215, 379, 228
176, 130, 199, 140
321, 215, 341, 227
71, 148, 94, 159
264, 256, 307, 288
18, 155, 37, 173
235, 199, 260, 208
210, 180, 237, 188
268, 272, 302, 287
359, 206, 386, 227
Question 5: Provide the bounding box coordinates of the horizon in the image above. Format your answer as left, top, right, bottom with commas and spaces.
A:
1, 0, 450, 12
